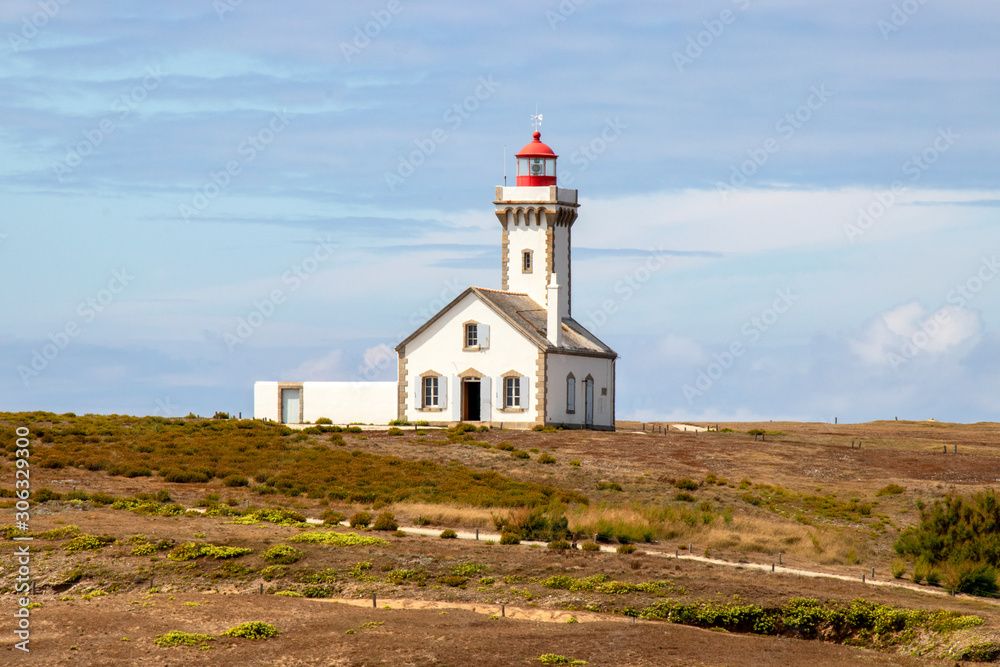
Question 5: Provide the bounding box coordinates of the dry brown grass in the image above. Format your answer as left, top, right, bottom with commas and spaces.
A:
389, 502, 495, 528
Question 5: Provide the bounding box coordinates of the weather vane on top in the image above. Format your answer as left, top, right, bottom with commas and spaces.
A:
531, 107, 543, 132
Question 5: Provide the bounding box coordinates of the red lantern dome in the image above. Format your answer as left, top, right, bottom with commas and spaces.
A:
515, 131, 558, 186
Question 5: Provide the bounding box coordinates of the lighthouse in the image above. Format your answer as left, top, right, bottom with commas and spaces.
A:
257, 125, 617, 430
494, 131, 578, 333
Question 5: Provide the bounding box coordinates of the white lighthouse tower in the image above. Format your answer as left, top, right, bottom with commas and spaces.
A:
494, 131, 578, 342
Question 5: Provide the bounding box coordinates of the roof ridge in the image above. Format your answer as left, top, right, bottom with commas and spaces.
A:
472, 286, 529, 296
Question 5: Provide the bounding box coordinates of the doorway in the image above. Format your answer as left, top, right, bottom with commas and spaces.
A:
462, 379, 481, 421
281, 388, 301, 424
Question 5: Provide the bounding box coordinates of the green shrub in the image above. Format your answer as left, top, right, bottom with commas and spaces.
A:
876, 483, 906, 496
496, 442, 515, 451
349, 512, 372, 528
499, 533, 520, 545
890, 559, 906, 579
548, 540, 571, 550
569, 460, 581, 467
202, 545, 252, 559
674, 492, 695, 502
223, 474, 249, 487
538, 454, 557, 465
167, 542, 204, 561
596, 481, 622, 491
345, 426, 363, 434
154, 631, 215, 647
132, 542, 157, 556
617, 544, 637, 554
64, 534, 115, 552
163, 470, 210, 484
261, 545, 303, 565
386, 427, 405, 436
438, 575, 467, 587
322, 510, 347, 526
581, 541, 600, 552
288, 531, 387, 547
674, 478, 699, 491
440, 529, 458, 539
221, 622, 279, 640
511, 450, 530, 460
315, 417, 333, 425
34, 525, 81, 540
372, 512, 399, 531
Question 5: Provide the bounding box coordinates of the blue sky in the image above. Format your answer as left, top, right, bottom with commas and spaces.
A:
2, 1, 998, 422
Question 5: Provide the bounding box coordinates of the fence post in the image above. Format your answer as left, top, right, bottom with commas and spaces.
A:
501, 604, 505, 617
373, 593, 377, 608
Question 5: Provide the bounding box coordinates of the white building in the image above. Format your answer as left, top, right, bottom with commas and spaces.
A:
255, 130, 617, 429
395, 131, 617, 430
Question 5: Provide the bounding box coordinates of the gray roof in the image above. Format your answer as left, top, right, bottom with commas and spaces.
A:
396, 286, 617, 359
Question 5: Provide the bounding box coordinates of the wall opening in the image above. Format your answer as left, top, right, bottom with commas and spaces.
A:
281, 388, 301, 424
462, 379, 481, 421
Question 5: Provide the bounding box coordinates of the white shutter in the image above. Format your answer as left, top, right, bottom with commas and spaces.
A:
451, 375, 462, 420
480, 323, 490, 350
480, 376, 491, 422
496, 376, 504, 408
411, 376, 421, 410
439, 376, 448, 409
519, 375, 530, 409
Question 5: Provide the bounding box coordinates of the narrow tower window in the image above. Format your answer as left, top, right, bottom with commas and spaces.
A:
522, 249, 533, 273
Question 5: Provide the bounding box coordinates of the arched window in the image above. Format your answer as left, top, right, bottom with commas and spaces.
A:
566, 374, 576, 414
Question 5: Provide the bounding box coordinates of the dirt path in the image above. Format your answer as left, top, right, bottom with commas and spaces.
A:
321, 597, 609, 623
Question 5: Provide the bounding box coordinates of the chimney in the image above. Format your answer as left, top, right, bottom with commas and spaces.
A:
547, 274, 563, 347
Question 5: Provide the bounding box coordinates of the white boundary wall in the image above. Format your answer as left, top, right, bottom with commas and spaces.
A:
254, 381, 397, 424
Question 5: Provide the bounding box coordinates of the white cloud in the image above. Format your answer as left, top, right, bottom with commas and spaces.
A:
281, 350, 344, 381
849, 301, 982, 367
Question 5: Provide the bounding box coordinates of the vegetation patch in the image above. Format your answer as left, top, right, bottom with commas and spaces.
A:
261, 545, 303, 564
288, 531, 388, 547
14, 414, 586, 509
894, 490, 1000, 596
154, 631, 216, 647
222, 622, 279, 640
635, 596, 984, 650
167, 542, 252, 561
64, 534, 116, 552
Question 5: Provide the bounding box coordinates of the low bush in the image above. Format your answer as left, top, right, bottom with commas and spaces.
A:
387, 427, 405, 436
154, 631, 215, 647
440, 529, 458, 539
581, 541, 600, 552
288, 531, 388, 547
876, 483, 906, 497
223, 474, 249, 487
321, 510, 347, 526
64, 534, 115, 552
499, 532, 520, 545
372, 512, 399, 531
890, 559, 906, 579
597, 481, 622, 492
261, 545, 303, 565
496, 442, 515, 451
538, 454, 557, 465
315, 417, 333, 425
617, 543, 637, 554
222, 622, 279, 640
674, 478, 699, 491
349, 512, 372, 528
674, 492, 696, 502
548, 540, 571, 550
511, 450, 530, 460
